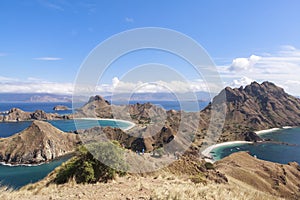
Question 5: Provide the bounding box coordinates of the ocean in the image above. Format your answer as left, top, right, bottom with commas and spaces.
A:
211, 128, 300, 164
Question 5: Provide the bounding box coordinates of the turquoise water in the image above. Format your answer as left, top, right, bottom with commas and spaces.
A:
212, 128, 300, 164
0, 156, 70, 189
0, 119, 132, 138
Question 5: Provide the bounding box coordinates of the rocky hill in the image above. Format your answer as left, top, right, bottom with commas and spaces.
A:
203, 81, 300, 142
216, 151, 300, 199
0, 108, 69, 122
0, 120, 80, 164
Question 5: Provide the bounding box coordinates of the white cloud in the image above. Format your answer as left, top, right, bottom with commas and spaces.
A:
0, 53, 7, 57
220, 45, 300, 95
125, 17, 134, 23
110, 77, 211, 94
33, 57, 62, 61
38, 0, 64, 11
229, 76, 254, 88
229, 55, 261, 71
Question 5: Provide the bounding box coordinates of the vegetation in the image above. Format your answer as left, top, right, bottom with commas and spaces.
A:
54, 141, 128, 184
204, 162, 214, 170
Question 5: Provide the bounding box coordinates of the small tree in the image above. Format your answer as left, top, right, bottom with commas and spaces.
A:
54, 141, 128, 184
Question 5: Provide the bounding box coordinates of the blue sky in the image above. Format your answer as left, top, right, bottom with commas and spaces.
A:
1, 0, 300, 95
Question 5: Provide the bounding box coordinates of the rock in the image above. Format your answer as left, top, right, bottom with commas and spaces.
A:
0, 108, 65, 122
0, 120, 80, 164
53, 105, 69, 111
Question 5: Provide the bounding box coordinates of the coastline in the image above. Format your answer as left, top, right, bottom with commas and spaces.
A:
202, 141, 252, 163
0, 153, 73, 167
255, 128, 281, 135
73, 118, 136, 131
201, 126, 294, 163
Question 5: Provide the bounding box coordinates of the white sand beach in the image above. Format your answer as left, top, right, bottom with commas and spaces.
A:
201, 141, 252, 163
255, 128, 281, 135
202, 126, 295, 163
73, 118, 136, 131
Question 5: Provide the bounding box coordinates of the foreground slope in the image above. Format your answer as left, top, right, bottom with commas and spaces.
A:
0, 153, 288, 200
0, 120, 79, 164
216, 152, 300, 199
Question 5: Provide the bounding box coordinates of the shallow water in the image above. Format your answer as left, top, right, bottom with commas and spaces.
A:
212, 128, 300, 164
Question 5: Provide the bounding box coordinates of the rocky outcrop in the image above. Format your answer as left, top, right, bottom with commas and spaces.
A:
216, 152, 300, 199
53, 105, 69, 111
203, 81, 300, 142
0, 120, 80, 164
0, 108, 69, 122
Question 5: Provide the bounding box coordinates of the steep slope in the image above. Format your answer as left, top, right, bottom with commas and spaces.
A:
0, 120, 79, 164
216, 152, 300, 199
203, 81, 300, 142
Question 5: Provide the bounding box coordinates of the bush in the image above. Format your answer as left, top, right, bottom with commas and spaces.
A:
204, 162, 214, 170
54, 141, 128, 184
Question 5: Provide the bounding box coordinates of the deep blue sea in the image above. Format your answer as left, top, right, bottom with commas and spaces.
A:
0, 101, 208, 189
211, 128, 300, 164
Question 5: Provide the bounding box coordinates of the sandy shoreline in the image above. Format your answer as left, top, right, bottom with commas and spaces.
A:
202, 141, 252, 163
73, 118, 136, 131
202, 126, 293, 163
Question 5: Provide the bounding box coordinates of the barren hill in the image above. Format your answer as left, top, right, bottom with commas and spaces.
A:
216, 151, 300, 199
0, 120, 79, 164
202, 81, 300, 142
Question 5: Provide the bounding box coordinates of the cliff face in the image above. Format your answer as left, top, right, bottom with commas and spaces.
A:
204, 81, 300, 142
0, 120, 79, 164
0, 108, 69, 122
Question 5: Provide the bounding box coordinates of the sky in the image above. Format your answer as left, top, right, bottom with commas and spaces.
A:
1, 0, 300, 96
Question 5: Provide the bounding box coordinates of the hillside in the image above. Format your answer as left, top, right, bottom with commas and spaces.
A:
216, 152, 300, 199
73, 81, 300, 152
0, 120, 79, 164
202, 81, 300, 142
0, 153, 289, 200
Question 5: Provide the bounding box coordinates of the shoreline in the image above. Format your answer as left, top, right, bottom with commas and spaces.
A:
0, 153, 73, 167
202, 141, 252, 163
73, 118, 136, 131
202, 126, 294, 163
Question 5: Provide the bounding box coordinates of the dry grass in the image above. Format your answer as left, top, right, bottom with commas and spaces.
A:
151, 176, 283, 200
0, 174, 284, 200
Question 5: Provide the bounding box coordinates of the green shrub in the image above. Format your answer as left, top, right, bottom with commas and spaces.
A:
204, 162, 214, 170
54, 141, 128, 184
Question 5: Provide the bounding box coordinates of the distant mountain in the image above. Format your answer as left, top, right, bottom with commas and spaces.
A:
0, 120, 79, 164
104, 91, 213, 102
0, 93, 72, 102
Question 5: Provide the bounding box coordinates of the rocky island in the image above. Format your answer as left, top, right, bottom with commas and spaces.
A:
53, 105, 70, 111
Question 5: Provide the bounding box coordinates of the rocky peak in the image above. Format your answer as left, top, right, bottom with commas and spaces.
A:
209, 81, 300, 142
88, 95, 110, 105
